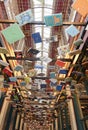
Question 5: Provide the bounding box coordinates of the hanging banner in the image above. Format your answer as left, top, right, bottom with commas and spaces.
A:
72, 0, 88, 17
65, 25, 79, 37
50, 72, 55, 78
15, 9, 34, 26
1, 23, 25, 44
44, 13, 63, 26
59, 69, 68, 74
2, 67, 12, 77
14, 65, 23, 71
27, 48, 40, 55
56, 85, 62, 91
9, 77, 17, 82
73, 39, 83, 46
55, 60, 65, 67
57, 44, 70, 57
32, 32, 42, 43
0, 47, 9, 54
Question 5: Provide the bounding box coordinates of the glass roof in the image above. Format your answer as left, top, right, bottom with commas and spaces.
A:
33, 0, 54, 75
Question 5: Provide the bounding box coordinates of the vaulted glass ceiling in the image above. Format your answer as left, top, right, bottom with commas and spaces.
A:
32, 0, 54, 75
4, 0, 55, 76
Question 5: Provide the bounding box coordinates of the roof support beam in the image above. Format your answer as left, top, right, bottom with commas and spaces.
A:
0, 19, 86, 26
7, 56, 40, 61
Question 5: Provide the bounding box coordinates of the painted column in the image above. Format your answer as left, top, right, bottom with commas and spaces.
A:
15, 113, 20, 130
55, 111, 58, 130
73, 93, 84, 130
66, 85, 77, 130
19, 114, 24, 130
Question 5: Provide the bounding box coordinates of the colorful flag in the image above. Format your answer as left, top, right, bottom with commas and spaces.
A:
44, 13, 63, 26
55, 60, 65, 67
14, 65, 23, 71
15, 9, 33, 26
59, 69, 68, 74
57, 44, 70, 57
45, 79, 51, 84
40, 84, 47, 89
27, 48, 40, 55
20, 81, 26, 86
2, 67, 12, 77
1, 23, 25, 44
73, 39, 83, 46
56, 85, 62, 91
50, 81, 57, 87
9, 77, 17, 82
34, 65, 44, 69
32, 32, 42, 43
72, 0, 88, 17
65, 25, 79, 37
24, 76, 31, 83
50, 72, 55, 78
0, 47, 9, 54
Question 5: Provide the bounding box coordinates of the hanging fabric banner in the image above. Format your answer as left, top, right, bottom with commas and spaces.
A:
56, 85, 62, 91
9, 77, 17, 82
2, 67, 12, 77
14, 65, 23, 71
44, 13, 63, 26
73, 39, 83, 46
55, 60, 65, 67
32, 32, 42, 43
27, 48, 40, 55
15, 9, 34, 26
65, 25, 79, 37
72, 0, 88, 17
57, 44, 70, 57
59, 69, 68, 74
1, 23, 25, 44
50, 72, 55, 78
0, 47, 9, 54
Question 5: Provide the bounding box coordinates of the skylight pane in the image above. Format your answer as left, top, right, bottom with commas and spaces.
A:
35, 27, 42, 35
45, 0, 53, 6
34, 8, 42, 21
43, 52, 48, 57
33, 0, 54, 75
33, 0, 42, 5
43, 28, 51, 38
35, 43, 42, 49
36, 52, 42, 57
42, 63, 48, 67
44, 8, 52, 16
